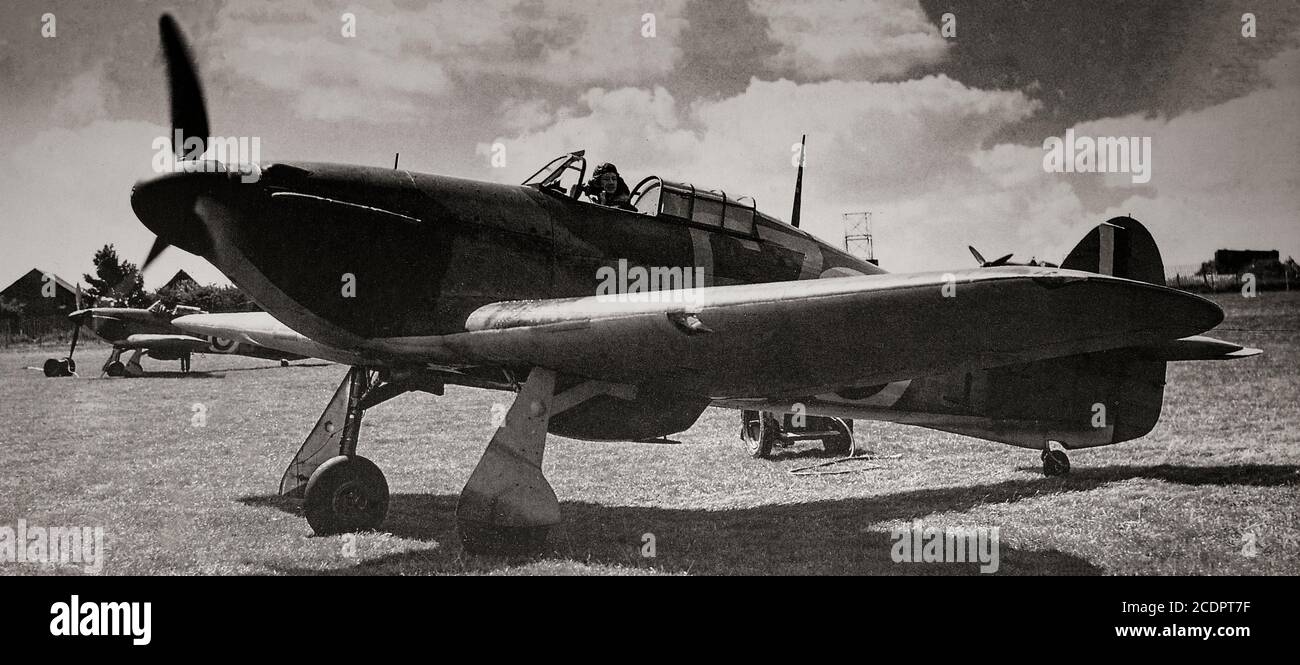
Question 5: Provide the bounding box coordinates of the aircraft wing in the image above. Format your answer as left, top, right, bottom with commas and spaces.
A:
365, 266, 1227, 399
171, 312, 364, 365
120, 334, 211, 353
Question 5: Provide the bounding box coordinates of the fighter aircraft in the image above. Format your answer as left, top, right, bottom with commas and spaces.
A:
130, 15, 1259, 554
968, 245, 1059, 269
42, 301, 304, 377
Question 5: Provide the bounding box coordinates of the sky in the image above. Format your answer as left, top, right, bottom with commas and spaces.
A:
1, 0, 1298, 290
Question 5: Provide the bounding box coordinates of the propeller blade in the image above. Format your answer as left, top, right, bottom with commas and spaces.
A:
988, 253, 1014, 267
968, 246, 986, 266
68, 320, 81, 358
159, 14, 209, 159
143, 236, 169, 271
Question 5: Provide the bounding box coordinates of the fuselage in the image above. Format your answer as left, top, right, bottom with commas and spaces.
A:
75, 308, 180, 345
131, 160, 1234, 451
132, 161, 880, 355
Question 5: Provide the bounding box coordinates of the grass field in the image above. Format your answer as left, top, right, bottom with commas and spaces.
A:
2, 291, 1297, 575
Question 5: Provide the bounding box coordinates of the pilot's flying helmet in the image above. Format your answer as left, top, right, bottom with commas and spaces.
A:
593, 162, 619, 177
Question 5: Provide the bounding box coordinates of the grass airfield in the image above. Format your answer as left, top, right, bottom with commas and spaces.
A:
1, 292, 1297, 575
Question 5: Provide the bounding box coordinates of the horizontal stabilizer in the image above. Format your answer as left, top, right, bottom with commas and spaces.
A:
1136, 335, 1263, 361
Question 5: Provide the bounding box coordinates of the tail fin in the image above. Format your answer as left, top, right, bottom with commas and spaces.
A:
924, 217, 1172, 450
1061, 216, 1164, 284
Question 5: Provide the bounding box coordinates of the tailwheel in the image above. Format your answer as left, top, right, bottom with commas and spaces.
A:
1041, 447, 1070, 476
741, 410, 778, 459
303, 455, 389, 535
823, 418, 854, 456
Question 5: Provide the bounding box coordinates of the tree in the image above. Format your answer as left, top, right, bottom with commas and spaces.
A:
154, 282, 260, 312
0, 295, 24, 319
83, 244, 147, 307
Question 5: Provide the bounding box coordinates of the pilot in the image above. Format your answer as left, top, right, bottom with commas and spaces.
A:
584, 163, 634, 210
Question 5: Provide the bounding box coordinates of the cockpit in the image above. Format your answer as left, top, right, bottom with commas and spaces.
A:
523, 150, 762, 237
522, 150, 589, 198
628, 178, 757, 237
146, 300, 206, 319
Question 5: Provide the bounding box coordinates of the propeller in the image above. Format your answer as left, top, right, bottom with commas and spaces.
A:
142, 14, 210, 272
160, 14, 209, 160
969, 245, 1014, 268
66, 309, 91, 360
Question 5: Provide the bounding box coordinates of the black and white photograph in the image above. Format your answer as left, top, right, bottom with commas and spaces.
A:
1, 0, 1297, 645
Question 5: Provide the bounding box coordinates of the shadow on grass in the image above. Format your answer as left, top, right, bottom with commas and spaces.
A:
239, 463, 1296, 575
211, 362, 333, 373
1014, 463, 1300, 487
72, 362, 331, 380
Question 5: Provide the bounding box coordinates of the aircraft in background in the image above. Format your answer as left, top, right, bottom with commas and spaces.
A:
130, 15, 1258, 554
969, 245, 1060, 269
42, 301, 304, 377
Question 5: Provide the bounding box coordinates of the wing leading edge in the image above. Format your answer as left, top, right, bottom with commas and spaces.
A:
366, 266, 1227, 399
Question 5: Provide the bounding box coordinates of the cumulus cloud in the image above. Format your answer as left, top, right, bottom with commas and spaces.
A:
750, 0, 949, 80
496, 37, 1299, 274
1088, 43, 1300, 269
208, 0, 688, 122
496, 75, 1042, 270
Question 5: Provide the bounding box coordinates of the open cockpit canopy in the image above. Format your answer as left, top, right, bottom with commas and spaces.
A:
522, 150, 587, 197
523, 151, 765, 237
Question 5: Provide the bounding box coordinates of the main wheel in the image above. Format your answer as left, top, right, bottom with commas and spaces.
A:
105, 361, 126, 377
1042, 448, 1070, 476
823, 418, 854, 456
303, 455, 390, 535
741, 410, 778, 459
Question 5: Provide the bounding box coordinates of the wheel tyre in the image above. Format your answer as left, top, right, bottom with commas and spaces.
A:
43, 358, 62, 377
303, 455, 390, 535
106, 361, 126, 377
1042, 449, 1070, 476
823, 418, 854, 456
742, 411, 777, 459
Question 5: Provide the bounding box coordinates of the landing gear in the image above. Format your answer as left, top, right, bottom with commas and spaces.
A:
280, 365, 628, 555
124, 350, 145, 377
457, 367, 566, 555
103, 349, 125, 377
280, 359, 290, 367
281, 367, 391, 535
1041, 442, 1070, 476
303, 455, 389, 534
